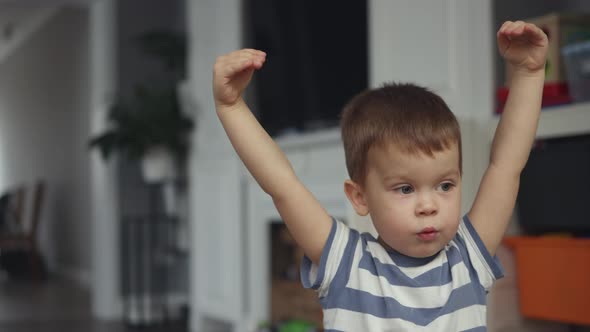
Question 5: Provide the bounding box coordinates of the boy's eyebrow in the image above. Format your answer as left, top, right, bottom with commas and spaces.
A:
382, 174, 411, 183
382, 169, 460, 183
439, 169, 461, 178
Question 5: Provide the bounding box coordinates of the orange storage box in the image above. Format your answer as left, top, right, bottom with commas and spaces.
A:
504, 236, 590, 325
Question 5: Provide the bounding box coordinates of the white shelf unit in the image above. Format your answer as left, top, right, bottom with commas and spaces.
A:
491, 101, 590, 139
535, 102, 590, 139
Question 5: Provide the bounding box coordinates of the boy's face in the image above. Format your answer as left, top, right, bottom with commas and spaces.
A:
362, 142, 462, 258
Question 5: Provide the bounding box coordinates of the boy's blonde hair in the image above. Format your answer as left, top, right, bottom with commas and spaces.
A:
340, 83, 462, 184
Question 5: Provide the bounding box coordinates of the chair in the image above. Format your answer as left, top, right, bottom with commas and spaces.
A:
0, 185, 24, 233
0, 181, 45, 280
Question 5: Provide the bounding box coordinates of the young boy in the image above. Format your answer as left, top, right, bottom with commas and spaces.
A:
213, 21, 547, 330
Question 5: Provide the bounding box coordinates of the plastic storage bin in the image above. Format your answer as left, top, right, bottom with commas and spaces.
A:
562, 41, 590, 102
504, 236, 590, 325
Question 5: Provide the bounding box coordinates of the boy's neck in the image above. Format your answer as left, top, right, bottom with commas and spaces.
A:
377, 236, 441, 264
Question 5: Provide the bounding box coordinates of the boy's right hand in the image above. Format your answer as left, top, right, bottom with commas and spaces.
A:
213, 49, 266, 110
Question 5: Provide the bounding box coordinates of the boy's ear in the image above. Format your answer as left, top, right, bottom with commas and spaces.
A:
344, 179, 369, 216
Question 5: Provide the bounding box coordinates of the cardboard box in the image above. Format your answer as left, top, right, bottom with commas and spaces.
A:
271, 279, 323, 327
505, 13, 590, 84
270, 225, 323, 328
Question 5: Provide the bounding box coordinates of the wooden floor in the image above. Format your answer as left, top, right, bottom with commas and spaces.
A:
0, 275, 187, 332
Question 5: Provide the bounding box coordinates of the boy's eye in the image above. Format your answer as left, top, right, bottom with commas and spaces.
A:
396, 185, 414, 194
438, 182, 454, 192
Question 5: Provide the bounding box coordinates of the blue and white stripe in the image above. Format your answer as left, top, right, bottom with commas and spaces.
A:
301, 215, 504, 331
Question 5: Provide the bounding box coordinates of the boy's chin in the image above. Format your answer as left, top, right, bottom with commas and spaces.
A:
413, 247, 445, 258
379, 237, 445, 258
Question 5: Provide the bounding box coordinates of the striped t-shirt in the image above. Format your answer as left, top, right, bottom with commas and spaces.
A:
300, 215, 504, 331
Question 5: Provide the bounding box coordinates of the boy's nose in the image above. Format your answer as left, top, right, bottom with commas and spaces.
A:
415, 194, 437, 216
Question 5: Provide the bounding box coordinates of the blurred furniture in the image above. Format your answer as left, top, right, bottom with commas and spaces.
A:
0, 185, 25, 233
0, 181, 45, 280
122, 182, 187, 326
504, 236, 590, 326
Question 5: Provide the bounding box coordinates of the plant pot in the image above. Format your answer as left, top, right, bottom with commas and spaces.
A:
141, 147, 177, 183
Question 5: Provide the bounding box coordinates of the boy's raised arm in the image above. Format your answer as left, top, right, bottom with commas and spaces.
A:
469, 21, 548, 255
213, 49, 332, 264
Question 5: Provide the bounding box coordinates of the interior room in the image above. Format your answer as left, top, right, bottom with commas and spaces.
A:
0, 0, 589, 331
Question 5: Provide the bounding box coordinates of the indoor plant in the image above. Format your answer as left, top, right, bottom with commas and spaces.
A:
88, 30, 193, 183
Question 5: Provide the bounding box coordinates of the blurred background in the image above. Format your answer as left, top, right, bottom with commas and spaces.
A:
0, 0, 589, 331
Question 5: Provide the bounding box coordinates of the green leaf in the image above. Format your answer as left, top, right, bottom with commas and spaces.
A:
88, 29, 193, 162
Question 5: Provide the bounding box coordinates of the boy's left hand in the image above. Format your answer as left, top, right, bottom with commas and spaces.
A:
497, 21, 548, 73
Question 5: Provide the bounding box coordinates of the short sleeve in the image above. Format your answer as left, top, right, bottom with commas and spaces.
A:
456, 215, 504, 289
300, 218, 354, 297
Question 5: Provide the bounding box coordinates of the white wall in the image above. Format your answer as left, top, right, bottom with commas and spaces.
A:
0, 7, 91, 282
